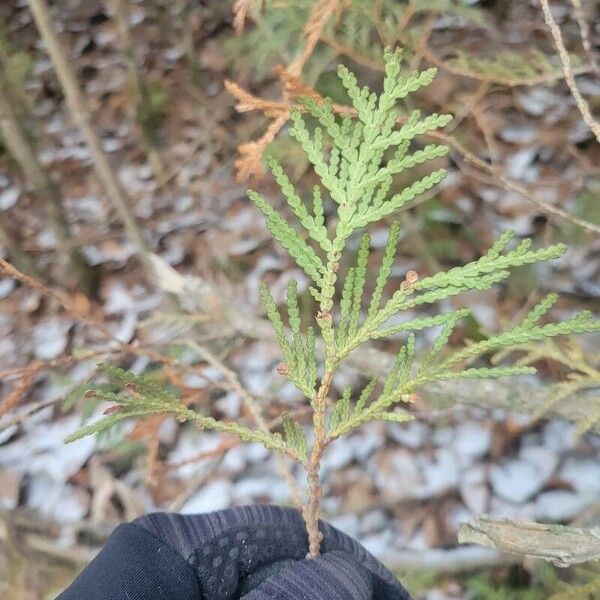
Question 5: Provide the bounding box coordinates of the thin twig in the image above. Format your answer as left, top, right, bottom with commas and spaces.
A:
304, 370, 333, 557
0, 221, 40, 279
539, 0, 600, 143
428, 129, 600, 235
0, 364, 43, 418
569, 0, 600, 74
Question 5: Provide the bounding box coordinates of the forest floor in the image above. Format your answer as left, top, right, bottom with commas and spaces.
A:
0, 1, 599, 598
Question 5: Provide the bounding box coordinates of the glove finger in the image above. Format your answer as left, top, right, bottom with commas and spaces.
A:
241, 550, 373, 600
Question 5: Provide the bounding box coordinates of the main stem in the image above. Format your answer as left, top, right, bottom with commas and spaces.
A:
303, 370, 333, 558
301, 247, 341, 557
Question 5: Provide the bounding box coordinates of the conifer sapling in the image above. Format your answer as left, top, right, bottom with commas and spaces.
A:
67, 49, 600, 559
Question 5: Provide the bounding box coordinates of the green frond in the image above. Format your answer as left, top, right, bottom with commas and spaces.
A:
282, 413, 308, 461
305, 326, 318, 395
287, 280, 306, 375
419, 309, 471, 371
379, 334, 416, 405
333, 400, 414, 437
340, 336, 418, 428
352, 168, 448, 228
438, 312, 600, 375
186, 410, 299, 460
337, 266, 355, 349
415, 239, 566, 292
312, 185, 325, 229
348, 234, 370, 339
486, 229, 515, 260
355, 378, 378, 414
68, 366, 303, 461
328, 385, 352, 435
289, 111, 345, 206
373, 309, 471, 339
374, 410, 413, 424
382, 346, 406, 400
433, 366, 537, 381
65, 407, 158, 443
368, 222, 400, 320
286, 280, 302, 334
368, 236, 566, 334
398, 334, 416, 390
283, 51, 452, 251
519, 293, 559, 329
231, 49, 599, 465
98, 363, 176, 402
268, 158, 330, 251
259, 282, 293, 367
249, 189, 325, 283
383, 112, 453, 149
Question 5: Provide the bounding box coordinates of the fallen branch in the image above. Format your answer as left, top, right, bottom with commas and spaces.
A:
459, 515, 600, 567
0, 510, 96, 565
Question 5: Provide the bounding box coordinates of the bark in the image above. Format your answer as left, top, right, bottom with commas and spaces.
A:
459, 515, 600, 567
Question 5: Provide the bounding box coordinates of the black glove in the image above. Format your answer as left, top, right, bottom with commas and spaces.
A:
57, 505, 411, 599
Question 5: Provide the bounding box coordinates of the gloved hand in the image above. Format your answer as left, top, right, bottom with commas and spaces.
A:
57, 505, 411, 600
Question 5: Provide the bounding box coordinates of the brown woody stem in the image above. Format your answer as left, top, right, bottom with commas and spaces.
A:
302, 370, 333, 558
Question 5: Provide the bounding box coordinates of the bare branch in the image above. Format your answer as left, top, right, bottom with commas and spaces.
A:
569, 0, 600, 74
539, 0, 600, 143
109, 0, 166, 181
459, 515, 600, 567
